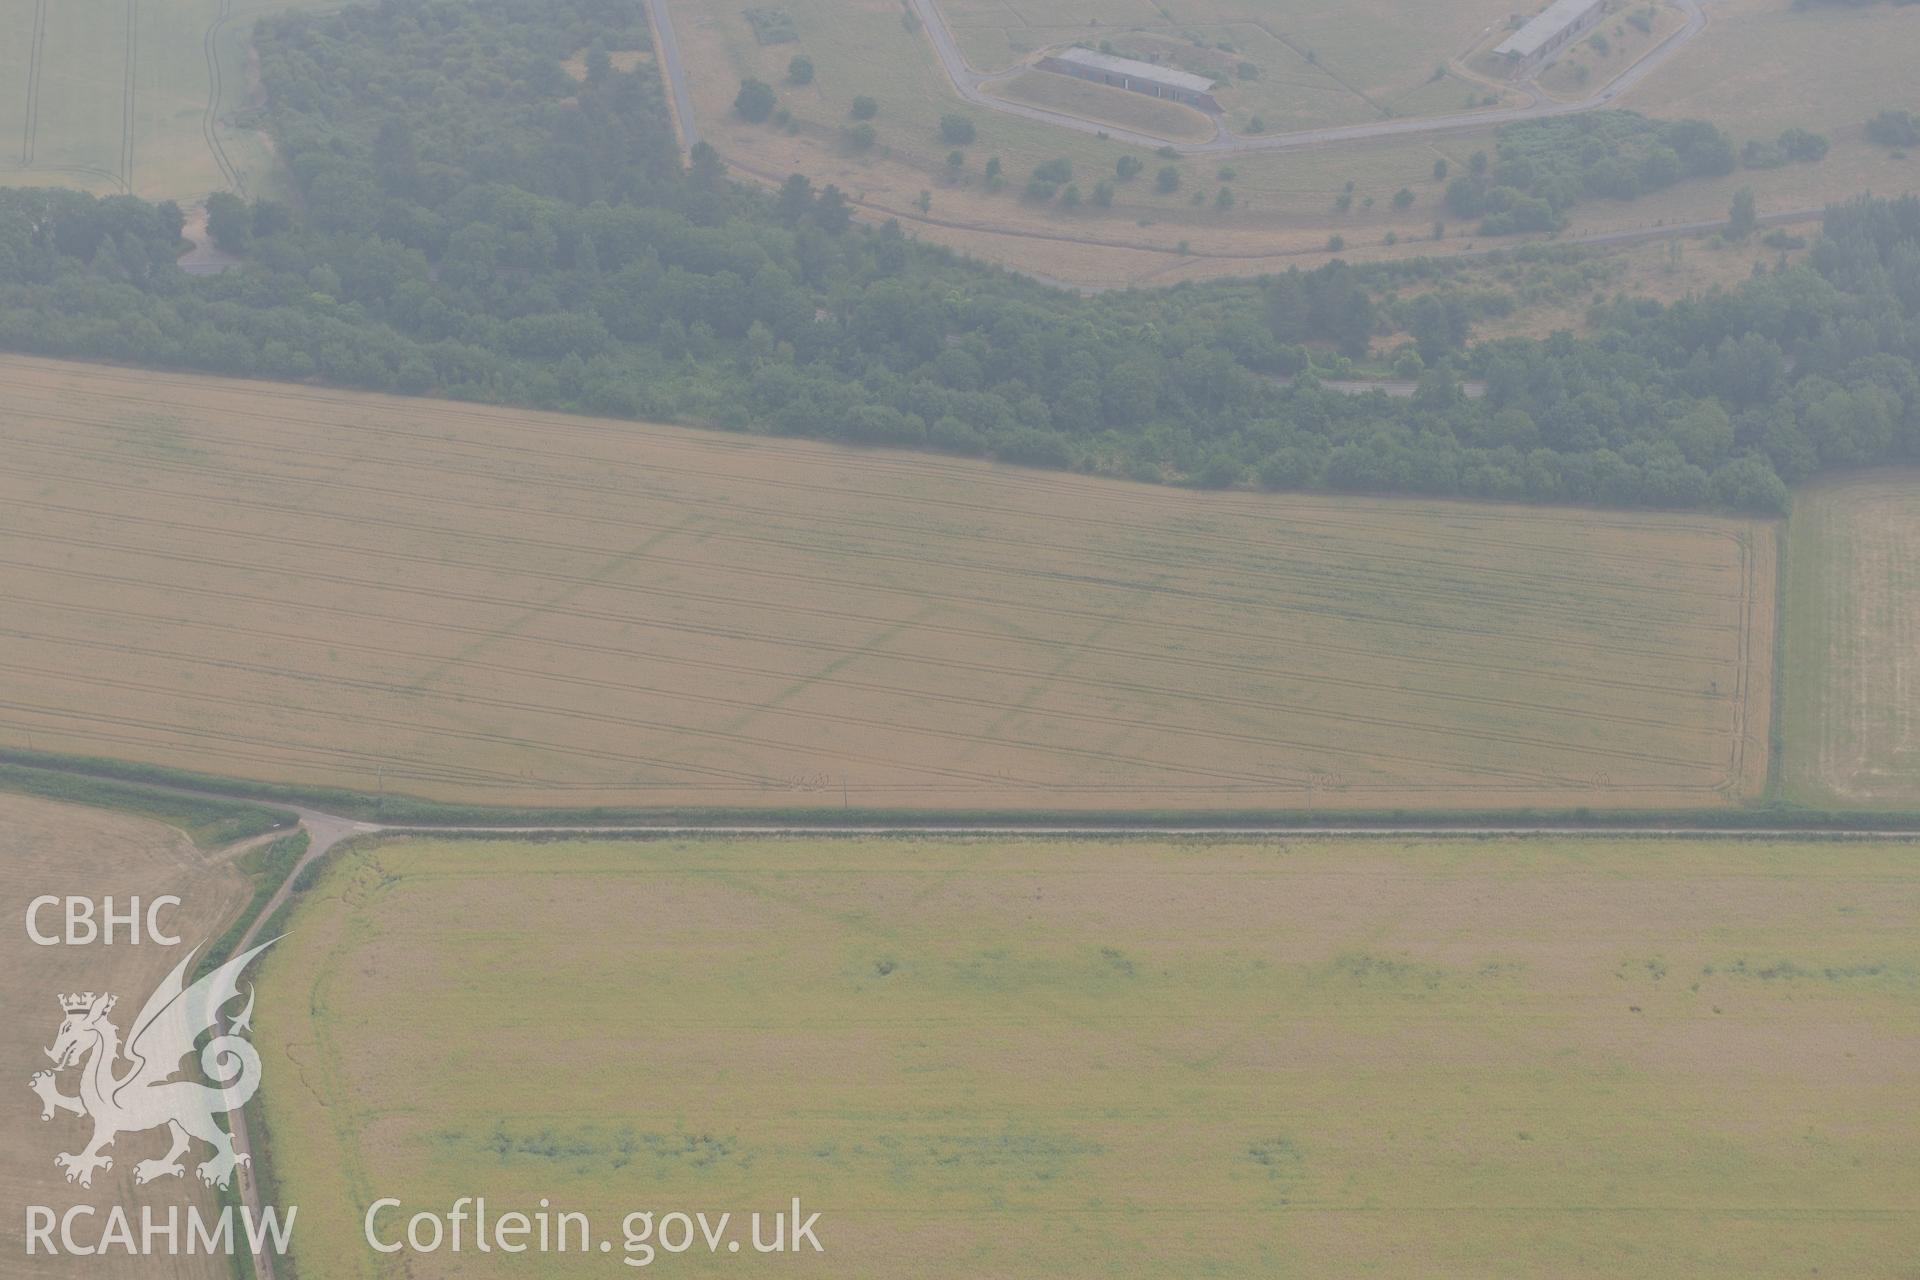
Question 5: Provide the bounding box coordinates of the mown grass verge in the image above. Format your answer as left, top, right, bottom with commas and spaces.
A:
6, 746, 1920, 832
0, 759, 296, 847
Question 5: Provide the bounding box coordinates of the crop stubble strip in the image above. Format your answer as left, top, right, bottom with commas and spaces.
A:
0, 616, 1665, 793
0, 517, 1744, 782
0, 633, 1443, 792
0, 529, 1743, 802
5, 363, 1746, 578
0, 460, 1758, 786
0, 458, 1738, 723
0, 362, 1766, 802
0, 413, 1748, 659
0, 439, 1743, 672
0, 389, 1740, 640
1, 580, 1732, 781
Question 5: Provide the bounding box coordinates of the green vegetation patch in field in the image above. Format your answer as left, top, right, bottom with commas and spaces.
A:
256, 834, 1920, 1278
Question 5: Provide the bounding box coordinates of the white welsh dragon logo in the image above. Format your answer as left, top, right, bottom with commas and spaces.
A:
29, 939, 274, 1191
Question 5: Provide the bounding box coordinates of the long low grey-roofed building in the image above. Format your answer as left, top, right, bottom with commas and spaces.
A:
1036, 47, 1223, 111
1494, 0, 1610, 70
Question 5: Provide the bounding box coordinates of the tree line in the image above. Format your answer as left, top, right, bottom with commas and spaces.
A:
1, 0, 1918, 516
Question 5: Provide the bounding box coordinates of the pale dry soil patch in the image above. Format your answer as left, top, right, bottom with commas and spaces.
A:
0, 793, 250, 1278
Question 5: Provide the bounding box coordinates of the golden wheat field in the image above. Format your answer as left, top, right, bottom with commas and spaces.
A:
0, 354, 1773, 811
1781, 472, 1920, 808
254, 833, 1920, 1278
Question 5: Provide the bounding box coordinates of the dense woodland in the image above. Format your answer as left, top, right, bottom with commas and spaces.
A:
1, 0, 1919, 513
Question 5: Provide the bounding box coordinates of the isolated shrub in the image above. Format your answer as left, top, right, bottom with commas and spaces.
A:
1867, 110, 1920, 147
786, 54, 813, 84
850, 95, 878, 120
1155, 165, 1180, 193
1116, 154, 1143, 180
939, 113, 975, 145
1728, 187, 1757, 238
734, 78, 776, 122
847, 121, 877, 150
1194, 454, 1242, 488
205, 191, 251, 253
1032, 156, 1072, 183
1778, 127, 1829, 162
1392, 187, 1415, 209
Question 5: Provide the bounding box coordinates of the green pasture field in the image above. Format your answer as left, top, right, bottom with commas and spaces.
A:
0, 0, 332, 201
255, 833, 1920, 1278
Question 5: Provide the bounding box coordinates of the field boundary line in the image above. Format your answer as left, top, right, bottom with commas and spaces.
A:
1764, 519, 1790, 802
9, 751, 1920, 834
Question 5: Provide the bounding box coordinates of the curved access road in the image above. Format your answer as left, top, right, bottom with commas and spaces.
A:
905, 0, 1710, 155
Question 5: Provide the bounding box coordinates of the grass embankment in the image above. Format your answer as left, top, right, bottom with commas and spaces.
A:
0, 758, 294, 847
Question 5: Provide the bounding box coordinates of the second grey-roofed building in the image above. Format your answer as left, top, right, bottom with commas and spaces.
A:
1493, 0, 1611, 74
1035, 47, 1223, 112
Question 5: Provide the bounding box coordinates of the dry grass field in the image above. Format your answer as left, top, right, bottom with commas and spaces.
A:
941, 0, 1517, 116
1780, 472, 1920, 809
255, 833, 1920, 1278
0, 354, 1776, 812
675, 0, 1497, 285
0, 0, 332, 202
0, 791, 251, 1277
674, 0, 1917, 287
1532, 3, 1687, 101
